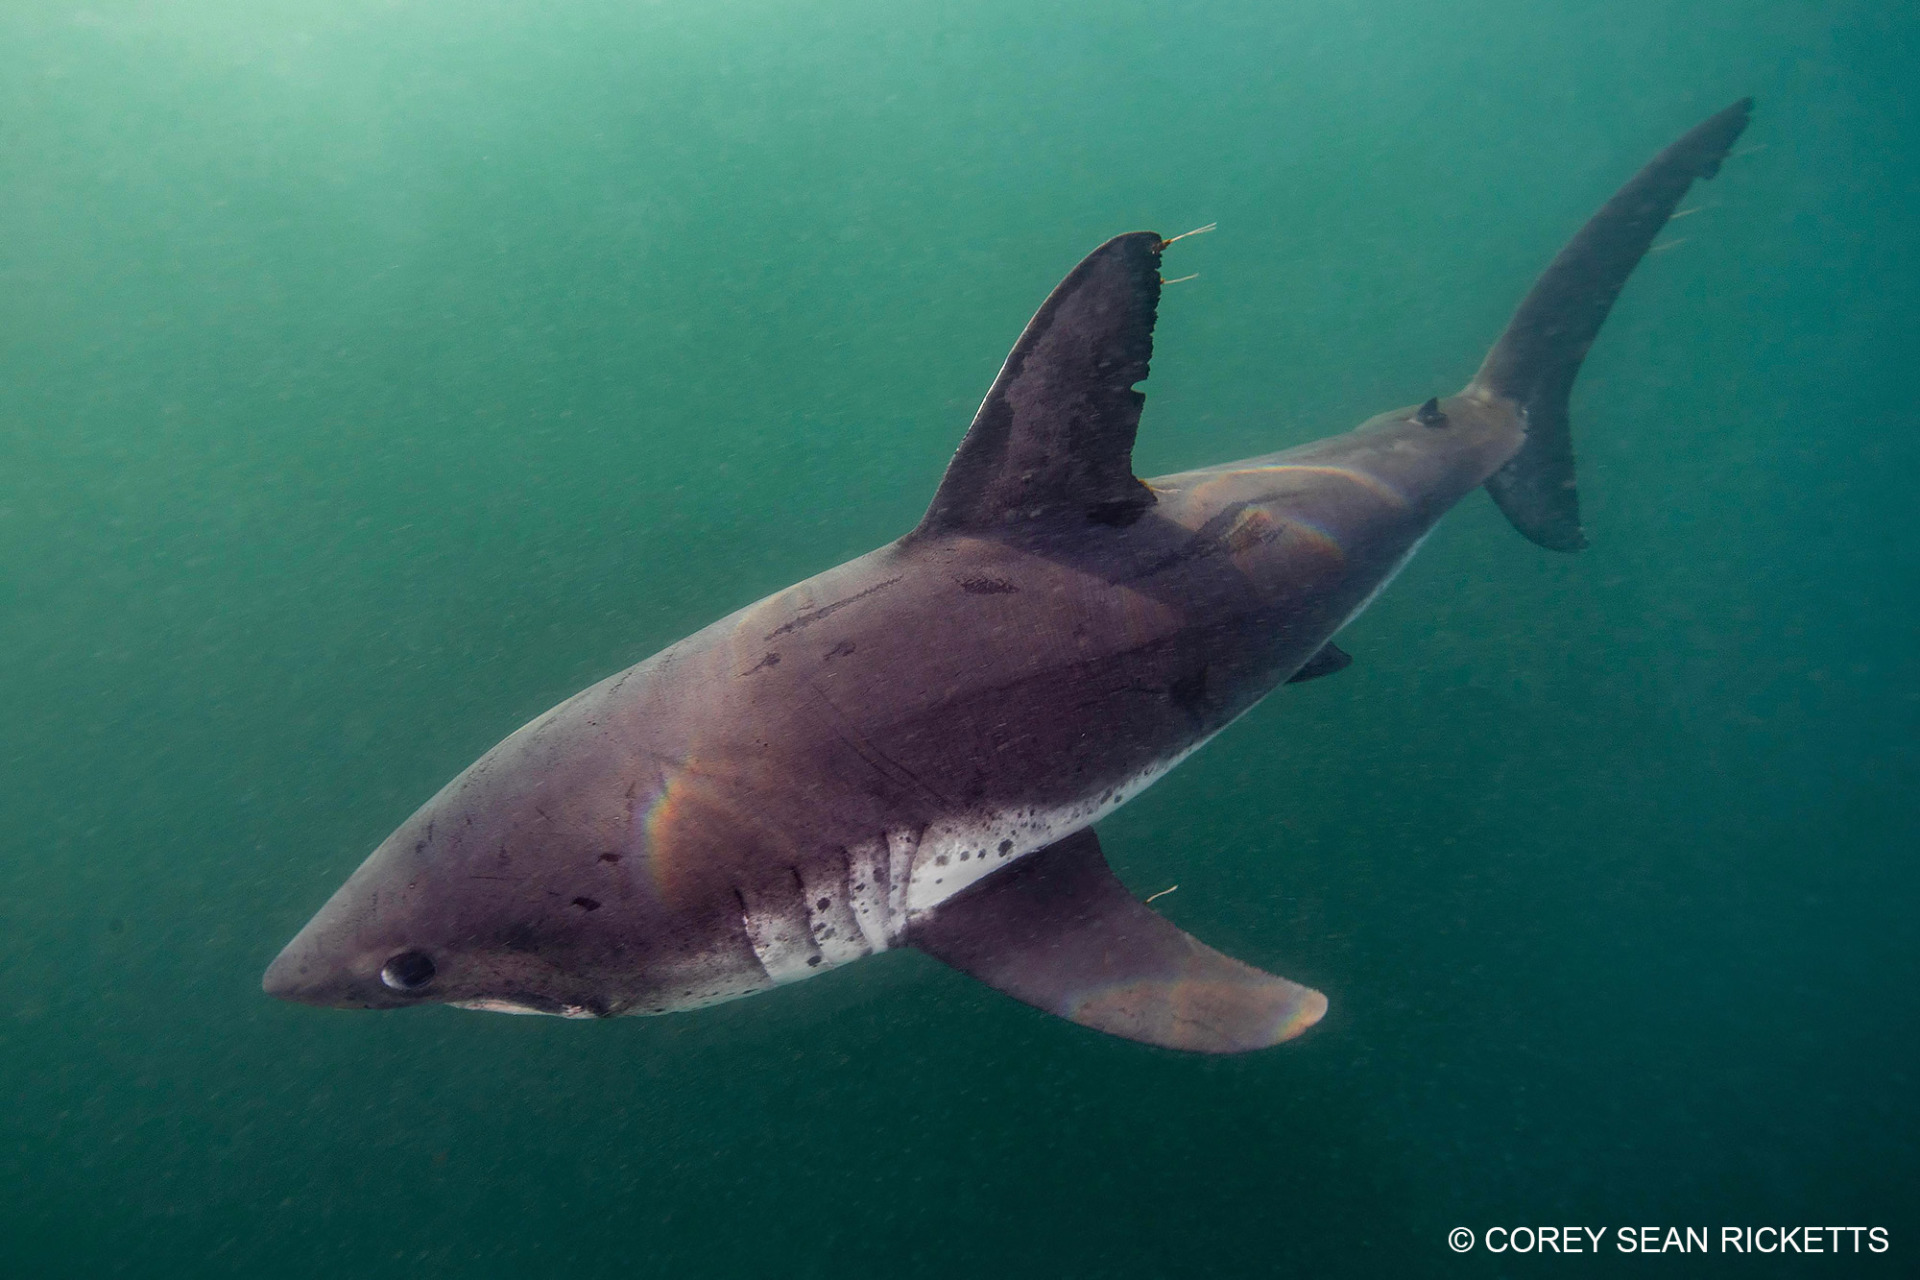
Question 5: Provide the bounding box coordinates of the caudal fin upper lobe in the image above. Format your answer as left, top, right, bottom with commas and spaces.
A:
1474, 98, 1753, 551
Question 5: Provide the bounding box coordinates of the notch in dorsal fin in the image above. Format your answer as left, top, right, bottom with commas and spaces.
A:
915, 233, 1164, 538
910, 828, 1327, 1053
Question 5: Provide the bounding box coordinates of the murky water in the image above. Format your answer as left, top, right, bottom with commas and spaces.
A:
3, 2, 1914, 1275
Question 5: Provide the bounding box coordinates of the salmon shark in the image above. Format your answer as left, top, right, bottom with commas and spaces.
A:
265, 101, 1752, 1053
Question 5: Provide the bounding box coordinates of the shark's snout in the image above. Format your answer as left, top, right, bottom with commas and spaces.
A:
261, 885, 420, 1010
262, 933, 433, 1009
262, 818, 620, 1016
261, 930, 342, 1006
260, 942, 299, 1000
261, 926, 370, 1008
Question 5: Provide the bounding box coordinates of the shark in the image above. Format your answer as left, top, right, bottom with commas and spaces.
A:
264, 100, 1751, 1053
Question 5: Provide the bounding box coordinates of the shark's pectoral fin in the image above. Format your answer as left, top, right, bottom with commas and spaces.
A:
915, 233, 1164, 537
909, 828, 1327, 1053
1286, 641, 1352, 684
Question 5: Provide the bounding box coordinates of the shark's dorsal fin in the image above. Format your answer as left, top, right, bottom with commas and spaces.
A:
909, 827, 1327, 1053
915, 233, 1164, 537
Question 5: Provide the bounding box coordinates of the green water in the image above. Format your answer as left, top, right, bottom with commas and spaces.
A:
3, 2, 1915, 1275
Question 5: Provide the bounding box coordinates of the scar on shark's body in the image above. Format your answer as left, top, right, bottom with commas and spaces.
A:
265, 100, 1754, 1054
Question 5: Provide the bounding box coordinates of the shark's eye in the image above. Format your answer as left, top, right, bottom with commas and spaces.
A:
380, 950, 436, 992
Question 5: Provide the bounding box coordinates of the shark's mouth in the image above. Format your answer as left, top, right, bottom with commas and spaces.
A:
449, 995, 603, 1019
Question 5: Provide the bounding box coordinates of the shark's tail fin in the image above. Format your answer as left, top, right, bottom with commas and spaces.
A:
1471, 98, 1752, 551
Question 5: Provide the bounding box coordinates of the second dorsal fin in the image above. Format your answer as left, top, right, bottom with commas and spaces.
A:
1286, 641, 1353, 684
915, 232, 1164, 537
